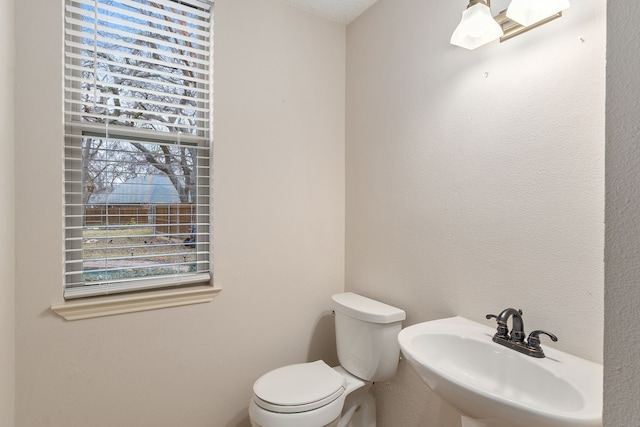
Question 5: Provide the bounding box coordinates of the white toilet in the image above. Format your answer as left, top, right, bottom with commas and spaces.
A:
249, 292, 406, 427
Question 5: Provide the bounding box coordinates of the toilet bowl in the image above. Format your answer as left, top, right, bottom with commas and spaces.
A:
249, 363, 368, 427
249, 293, 406, 427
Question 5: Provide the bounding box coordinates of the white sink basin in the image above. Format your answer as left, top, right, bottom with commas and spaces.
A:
398, 316, 602, 427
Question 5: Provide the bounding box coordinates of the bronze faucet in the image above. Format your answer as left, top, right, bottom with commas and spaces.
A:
486, 308, 557, 358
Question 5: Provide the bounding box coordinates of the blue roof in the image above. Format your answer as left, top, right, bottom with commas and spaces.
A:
103, 175, 181, 204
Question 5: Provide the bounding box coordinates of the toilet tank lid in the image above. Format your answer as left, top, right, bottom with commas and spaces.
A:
332, 292, 406, 324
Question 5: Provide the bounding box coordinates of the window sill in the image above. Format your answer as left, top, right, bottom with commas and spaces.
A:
51, 285, 222, 320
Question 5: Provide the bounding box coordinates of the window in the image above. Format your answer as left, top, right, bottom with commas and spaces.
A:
64, 0, 212, 300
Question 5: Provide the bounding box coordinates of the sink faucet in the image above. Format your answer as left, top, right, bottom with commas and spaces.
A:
496, 308, 525, 342
486, 308, 557, 358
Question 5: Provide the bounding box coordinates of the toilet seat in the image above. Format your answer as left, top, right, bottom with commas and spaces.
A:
253, 361, 346, 414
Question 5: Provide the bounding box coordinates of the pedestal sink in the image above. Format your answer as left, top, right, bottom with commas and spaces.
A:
397, 316, 602, 427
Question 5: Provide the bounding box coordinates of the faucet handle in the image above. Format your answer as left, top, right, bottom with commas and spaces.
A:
485, 314, 509, 339
527, 330, 558, 350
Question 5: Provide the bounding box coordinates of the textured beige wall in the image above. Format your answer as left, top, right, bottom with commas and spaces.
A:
345, 0, 605, 425
14, 1, 345, 426
0, 0, 15, 425
604, 1, 640, 425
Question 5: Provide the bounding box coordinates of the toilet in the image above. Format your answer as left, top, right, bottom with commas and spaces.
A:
249, 292, 406, 427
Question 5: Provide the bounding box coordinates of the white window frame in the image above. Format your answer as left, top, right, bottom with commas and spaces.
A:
54, 0, 220, 319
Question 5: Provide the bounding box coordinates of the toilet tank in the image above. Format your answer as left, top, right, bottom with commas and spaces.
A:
332, 292, 406, 382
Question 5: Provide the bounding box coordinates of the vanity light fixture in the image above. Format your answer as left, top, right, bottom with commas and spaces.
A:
451, 0, 570, 50
450, 0, 503, 50
506, 0, 571, 27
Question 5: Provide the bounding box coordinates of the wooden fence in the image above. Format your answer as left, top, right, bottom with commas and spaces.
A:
154, 205, 196, 235
85, 206, 149, 226
85, 204, 195, 234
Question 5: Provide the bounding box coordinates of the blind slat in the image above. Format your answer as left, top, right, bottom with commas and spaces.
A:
64, 73, 210, 101
63, 68, 210, 100
64, 33, 210, 66
64, 111, 210, 133
64, 18, 210, 56
65, 100, 210, 125
67, 0, 210, 36
69, 0, 211, 22
64, 272, 212, 299
148, 0, 212, 15
64, 40, 210, 79
67, 54, 208, 90
64, 121, 209, 144
66, 1, 211, 40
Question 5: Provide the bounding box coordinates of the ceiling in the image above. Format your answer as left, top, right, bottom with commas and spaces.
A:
278, 0, 379, 25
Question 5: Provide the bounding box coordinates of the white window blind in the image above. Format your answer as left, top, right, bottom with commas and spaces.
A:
64, 0, 212, 299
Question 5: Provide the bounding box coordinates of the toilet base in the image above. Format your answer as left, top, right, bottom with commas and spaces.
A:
250, 418, 339, 427
250, 387, 375, 427
337, 385, 376, 427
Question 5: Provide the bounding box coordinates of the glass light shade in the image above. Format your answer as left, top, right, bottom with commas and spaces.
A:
450, 2, 504, 50
506, 0, 570, 27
